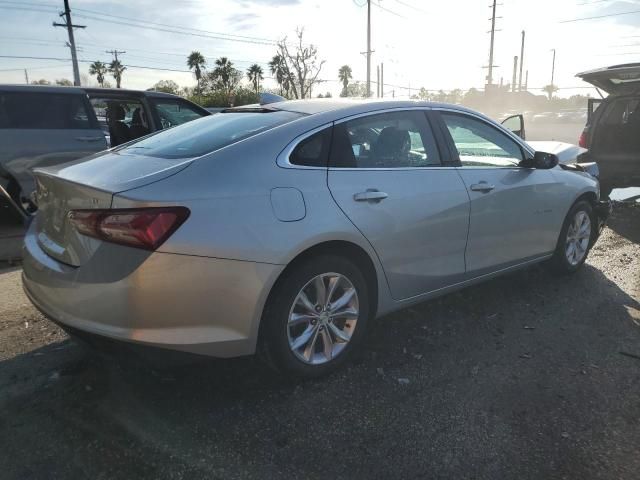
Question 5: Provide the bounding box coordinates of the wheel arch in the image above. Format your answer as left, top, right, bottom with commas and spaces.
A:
260, 240, 380, 332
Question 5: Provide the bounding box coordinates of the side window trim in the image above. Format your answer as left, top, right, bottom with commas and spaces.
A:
425, 110, 460, 167
435, 109, 532, 168
277, 123, 334, 169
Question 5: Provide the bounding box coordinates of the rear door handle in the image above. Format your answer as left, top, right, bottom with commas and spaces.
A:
353, 189, 389, 203
75, 136, 104, 142
470, 182, 495, 193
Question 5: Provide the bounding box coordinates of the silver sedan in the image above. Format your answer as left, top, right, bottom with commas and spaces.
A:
22, 100, 610, 377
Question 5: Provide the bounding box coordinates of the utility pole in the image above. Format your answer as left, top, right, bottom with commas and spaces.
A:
550, 48, 556, 87
106, 49, 125, 63
24, 69, 29, 84
366, 0, 371, 97
511, 56, 518, 93
525, 70, 529, 91
53, 0, 85, 86
518, 30, 525, 92
380, 62, 384, 98
486, 0, 498, 87
376, 65, 380, 97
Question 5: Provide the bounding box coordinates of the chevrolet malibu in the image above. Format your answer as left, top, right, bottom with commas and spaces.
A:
22, 100, 610, 377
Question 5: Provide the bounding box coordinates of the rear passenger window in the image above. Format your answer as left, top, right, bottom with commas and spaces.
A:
289, 128, 332, 167
329, 111, 440, 168
0, 92, 93, 129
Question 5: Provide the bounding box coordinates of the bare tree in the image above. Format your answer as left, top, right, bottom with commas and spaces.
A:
277, 28, 325, 99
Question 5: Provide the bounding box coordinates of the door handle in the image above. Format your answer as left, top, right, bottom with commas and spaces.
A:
353, 189, 389, 203
470, 182, 495, 193
75, 136, 104, 142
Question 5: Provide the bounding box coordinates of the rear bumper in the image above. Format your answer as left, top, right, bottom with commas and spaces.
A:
22, 224, 284, 358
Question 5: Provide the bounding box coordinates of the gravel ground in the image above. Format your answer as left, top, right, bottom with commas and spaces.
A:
0, 205, 638, 480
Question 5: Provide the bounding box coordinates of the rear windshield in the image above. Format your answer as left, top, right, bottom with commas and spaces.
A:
120, 110, 303, 159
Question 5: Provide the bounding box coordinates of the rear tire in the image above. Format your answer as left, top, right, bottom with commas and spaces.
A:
548, 200, 595, 275
260, 255, 370, 378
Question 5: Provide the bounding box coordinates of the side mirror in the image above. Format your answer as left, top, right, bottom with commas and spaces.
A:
522, 151, 559, 169
501, 114, 526, 140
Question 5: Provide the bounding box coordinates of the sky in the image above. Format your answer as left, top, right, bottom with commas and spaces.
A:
0, 0, 639, 98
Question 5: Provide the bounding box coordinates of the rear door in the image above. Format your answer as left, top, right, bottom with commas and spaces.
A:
327, 109, 470, 300
577, 64, 640, 96
0, 91, 107, 200
436, 110, 564, 276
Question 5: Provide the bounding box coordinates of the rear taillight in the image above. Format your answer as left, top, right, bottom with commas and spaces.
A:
578, 130, 588, 148
68, 207, 190, 251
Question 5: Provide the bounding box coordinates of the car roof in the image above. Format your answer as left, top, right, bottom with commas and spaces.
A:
81, 87, 184, 99
0, 84, 86, 95
265, 98, 479, 117
0, 84, 185, 99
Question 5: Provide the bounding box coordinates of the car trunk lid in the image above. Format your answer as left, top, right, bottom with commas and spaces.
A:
32, 151, 194, 266
577, 63, 640, 95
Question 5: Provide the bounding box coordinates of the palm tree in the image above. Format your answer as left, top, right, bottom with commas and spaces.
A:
542, 84, 559, 100
246, 64, 264, 94
269, 54, 289, 97
338, 65, 352, 97
88, 61, 107, 87
212, 57, 241, 96
109, 60, 125, 88
187, 51, 206, 94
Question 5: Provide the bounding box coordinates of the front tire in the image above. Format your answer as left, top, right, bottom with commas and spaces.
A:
260, 255, 370, 378
549, 200, 595, 274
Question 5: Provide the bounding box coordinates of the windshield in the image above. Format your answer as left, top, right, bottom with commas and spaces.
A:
120, 110, 303, 159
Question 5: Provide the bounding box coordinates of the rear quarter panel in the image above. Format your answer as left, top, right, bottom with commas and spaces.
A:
111, 128, 394, 312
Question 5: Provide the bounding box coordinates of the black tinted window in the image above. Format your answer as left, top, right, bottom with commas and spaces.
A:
329, 111, 440, 168
289, 128, 332, 167
120, 110, 302, 159
0, 92, 93, 129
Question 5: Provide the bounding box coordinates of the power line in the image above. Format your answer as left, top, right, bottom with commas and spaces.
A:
373, 1, 407, 18
71, 12, 278, 46
0, 2, 280, 46
559, 8, 640, 22
391, 0, 427, 13
72, 6, 279, 44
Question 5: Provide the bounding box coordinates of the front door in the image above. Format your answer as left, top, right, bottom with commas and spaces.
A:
438, 111, 564, 276
327, 110, 470, 300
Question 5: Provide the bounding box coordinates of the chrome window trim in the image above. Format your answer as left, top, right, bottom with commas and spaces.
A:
276, 106, 535, 171
433, 107, 536, 159
276, 123, 333, 170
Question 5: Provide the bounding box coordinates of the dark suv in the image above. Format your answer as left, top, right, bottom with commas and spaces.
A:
577, 63, 640, 197
0, 85, 209, 216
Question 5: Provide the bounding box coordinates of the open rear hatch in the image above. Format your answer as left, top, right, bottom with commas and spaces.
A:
33, 150, 193, 267
577, 63, 640, 95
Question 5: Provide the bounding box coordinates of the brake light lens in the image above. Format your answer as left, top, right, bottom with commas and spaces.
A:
68, 207, 190, 250
578, 130, 588, 148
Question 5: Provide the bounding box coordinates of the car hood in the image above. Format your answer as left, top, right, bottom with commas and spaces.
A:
576, 63, 640, 95
526, 141, 587, 164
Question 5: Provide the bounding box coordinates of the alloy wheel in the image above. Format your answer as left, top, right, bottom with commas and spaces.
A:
565, 210, 591, 266
287, 272, 359, 365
